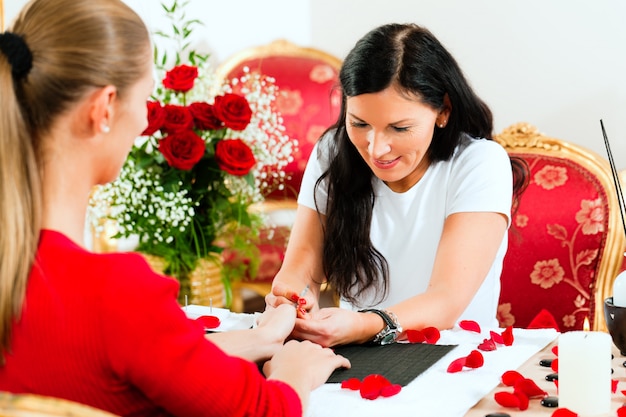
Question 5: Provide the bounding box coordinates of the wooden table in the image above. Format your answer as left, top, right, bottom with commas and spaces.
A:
465, 341, 626, 416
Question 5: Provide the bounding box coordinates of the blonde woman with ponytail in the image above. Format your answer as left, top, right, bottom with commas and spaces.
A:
0, 1, 348, 416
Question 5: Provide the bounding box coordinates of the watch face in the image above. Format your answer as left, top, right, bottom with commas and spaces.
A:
380, 331, 398, 345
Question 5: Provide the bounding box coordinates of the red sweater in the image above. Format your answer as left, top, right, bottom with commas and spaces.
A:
0, 230, 301, 417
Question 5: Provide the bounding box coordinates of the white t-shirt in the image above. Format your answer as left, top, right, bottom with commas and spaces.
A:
298, 132, 513, 328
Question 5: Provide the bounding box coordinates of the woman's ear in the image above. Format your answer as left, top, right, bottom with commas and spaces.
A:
436, 93, 452, 128
89, 85, 117, 135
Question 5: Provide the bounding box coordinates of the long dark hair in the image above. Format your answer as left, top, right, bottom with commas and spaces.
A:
315, 23, 528, 304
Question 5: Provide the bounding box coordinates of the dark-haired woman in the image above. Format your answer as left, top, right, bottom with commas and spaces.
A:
266, 23, 527, 348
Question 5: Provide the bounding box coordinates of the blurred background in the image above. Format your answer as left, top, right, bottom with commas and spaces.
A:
4, 0, 625, 167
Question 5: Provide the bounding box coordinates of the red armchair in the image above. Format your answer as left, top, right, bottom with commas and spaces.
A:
215, 40, 342, 311
494, 123, 626, 331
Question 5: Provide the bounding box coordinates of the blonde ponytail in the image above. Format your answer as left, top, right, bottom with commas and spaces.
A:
0, 54, 41, 365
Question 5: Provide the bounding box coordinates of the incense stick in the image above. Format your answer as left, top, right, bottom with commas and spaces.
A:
600, 119, 626, 239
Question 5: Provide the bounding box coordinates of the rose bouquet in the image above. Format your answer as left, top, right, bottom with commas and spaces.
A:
90, 0, 294, 304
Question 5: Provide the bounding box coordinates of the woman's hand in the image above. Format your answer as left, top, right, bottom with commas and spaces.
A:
264, 339, 351, 411
266, 282, 319, 319
206, 304, 297, 362
290, 307, 378, 347
256, 303, 297, 342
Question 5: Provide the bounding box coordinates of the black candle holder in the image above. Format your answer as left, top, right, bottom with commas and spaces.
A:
604, 297, 626, 355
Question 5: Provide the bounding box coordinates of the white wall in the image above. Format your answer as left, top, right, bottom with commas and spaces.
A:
5, 0, 626, 169
121, 0, 312, 67
311, 0, 626, 170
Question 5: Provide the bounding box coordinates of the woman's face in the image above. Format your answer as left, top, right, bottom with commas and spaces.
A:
346, 86, 448, 193
100, 60, 154, 184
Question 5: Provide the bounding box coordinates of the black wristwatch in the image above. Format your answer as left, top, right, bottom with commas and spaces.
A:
359, 308, 402, 345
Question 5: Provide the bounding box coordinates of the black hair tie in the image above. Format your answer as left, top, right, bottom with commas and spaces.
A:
0, 32, 33, 81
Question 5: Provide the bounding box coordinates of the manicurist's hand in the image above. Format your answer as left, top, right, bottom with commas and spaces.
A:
290, 307, 380, 347
266, 281, 318, 319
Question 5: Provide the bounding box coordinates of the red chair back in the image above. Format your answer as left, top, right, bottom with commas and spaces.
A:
216, 39, 342, 200
495, 123, 626, 331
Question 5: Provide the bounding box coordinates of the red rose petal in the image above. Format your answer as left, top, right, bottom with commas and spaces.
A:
552, 408, 578, 417
478, 338, 497, 351
422, 327, 441, 344
380, 384, 402, 397
527, 309, 560, 331
502, 326, 514, 346
551, 358, 559, 372
406, 329, 426, 344
489, 331, 504, 345
514, 378, 547, 398
464, 350, 484, 368
501, 370, 524, 386
359, 386, 381, 400
446, 357, 467, 373
515, 391, 530, 411
459, 320, 481, 333
613, 379, 619, 394
494, 391, 521, 408
359, 374, 391, 400
341, 378, 361, 390
618, 406, 626, 417
196, 315, 220, 329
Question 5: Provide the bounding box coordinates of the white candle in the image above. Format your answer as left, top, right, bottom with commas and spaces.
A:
613, 270, 626, 307
558, 331, 611, 416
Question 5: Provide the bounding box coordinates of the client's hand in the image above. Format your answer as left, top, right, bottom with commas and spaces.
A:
206, 304, 296, 362
256, 303, 297, 345
264, 339, 350, 411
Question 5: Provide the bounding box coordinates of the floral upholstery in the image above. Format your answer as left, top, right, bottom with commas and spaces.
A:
215, 40, 342, 311
494, 123, 626, 331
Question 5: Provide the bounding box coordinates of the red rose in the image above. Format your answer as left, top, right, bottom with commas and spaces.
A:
158, 130, 206, 171
162, 64, 198, 93
142, 101, 166, 136
162, 104, 194, 133
213, 93, 252, 131
215, 139, 256, 176
189, 102, 223, 130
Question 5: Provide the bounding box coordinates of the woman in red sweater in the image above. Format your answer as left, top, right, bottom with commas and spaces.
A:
0, 0, 349, 416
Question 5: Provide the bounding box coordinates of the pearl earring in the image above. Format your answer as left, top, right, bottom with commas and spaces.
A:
101, 124, 110, 133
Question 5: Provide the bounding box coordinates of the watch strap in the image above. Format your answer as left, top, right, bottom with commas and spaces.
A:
358, 308, 401, 344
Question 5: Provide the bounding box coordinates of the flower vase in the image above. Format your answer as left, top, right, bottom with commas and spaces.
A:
141, 254, 225, 308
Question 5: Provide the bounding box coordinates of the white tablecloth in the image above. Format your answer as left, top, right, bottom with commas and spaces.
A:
184, 304, 257, 331
307, 327, 558, 417
183, 306, 558, 416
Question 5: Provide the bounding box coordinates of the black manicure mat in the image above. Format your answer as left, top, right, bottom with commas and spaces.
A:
326, 343, 457, 386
